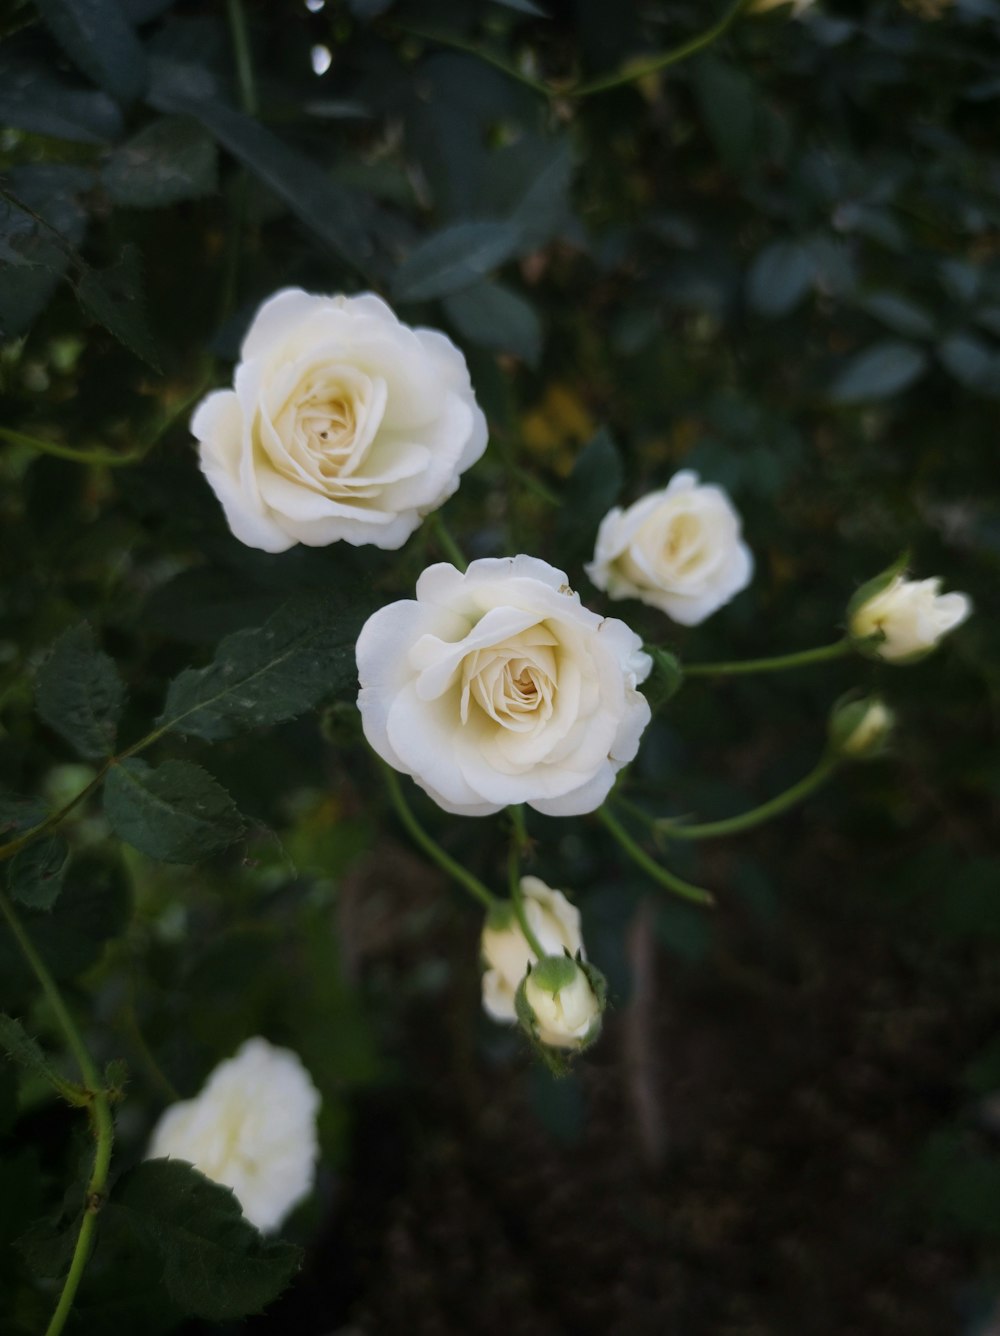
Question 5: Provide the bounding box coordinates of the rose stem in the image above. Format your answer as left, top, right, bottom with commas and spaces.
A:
378, 761, 495, 909
0, 890, 115, 1336
596, 806, 715, 907
682, 638, 853, 677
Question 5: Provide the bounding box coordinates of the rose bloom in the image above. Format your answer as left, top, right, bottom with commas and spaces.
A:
192, 289, 487, 551
146, 1037, 320, 1233
849, 575, 971, 663
586, 471, 753, 626
356, 556, 652, 817
521, 957, 602, 1050
481, 877, 583, 1023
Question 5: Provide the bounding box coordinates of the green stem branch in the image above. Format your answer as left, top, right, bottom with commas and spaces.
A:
0, 891, 114, 1336
655, 755, 840, 841
596, 806, 715, 906
507, 808, 546, 958
572, 0, 755, 96
380, 761, 495, 910
683, 638, 853, 678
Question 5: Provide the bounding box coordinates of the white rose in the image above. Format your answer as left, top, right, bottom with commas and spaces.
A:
585, 471, 753, 626
146, 1037, 320, 1233
356, 555, 652, 817
192, 288, 487, 552
520, 956, 603, 1050
849, 574, 972, 663
481, 877, 584, 1023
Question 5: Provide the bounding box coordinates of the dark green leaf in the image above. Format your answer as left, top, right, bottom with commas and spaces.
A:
490, 0, 548, 13
8, 838, 68, 911
829, 341, 928, 403
35, 623, 125, 760
481, 137, 573, 254
938, 332, 1000, 398
0, 54, 123, 143
557, 428, 624, 562
158, 594, 369, 742
859, 291, 936, 340
443, 281, 542, 366
643, 648, 684, 714
0, 1016, 81, 1102
392, 221, 522, 302
693, 56, 761, 174
0, 792, 48, 843
0, 853, 130, 988
0, 164, 90, 339
102, 116, 218, 208
74, 244, 161, 369
113, 1160, 301, 1321
148, 77, 375, 271
0, 1063, 16, 1135
747, 240, 814, 317
104, 759, 245, 864
34, 0, 147, 102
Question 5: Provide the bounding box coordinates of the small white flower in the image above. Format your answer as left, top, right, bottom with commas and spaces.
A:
356, 556, 652, 817
146, 1037, 320, 1233
481, 877, 583, 1023
192, 289, 487, 552
586, 471, 753, 626
849, 574, 971, 663
520, 956, 603, 1051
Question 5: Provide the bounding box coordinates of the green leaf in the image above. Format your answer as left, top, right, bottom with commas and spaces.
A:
938, 332, 1000, 398
8, 838, 68, 911
74, 244, 161, 369
102, 116, 218, 209
557, 428, 624, 563
490, 0, 548, 13
113, 1160, 301, 1321
34, 0, 147, 102
0, 1015, 84, 1103
0, 854, 130, 988
35, 623, 125, 760
829, 341, 928, 403
481, 137, 573, 254
747, 240, 814, 317
0, 163, 90, 339
0, 54, 123, 143
148, 79, 375, 271
443, 281, 542, 366
104, 759, 245, 864
392, 221, 522, 302
158, 594, 368, 742
858, 291, 936, 340
693, 56, 761, 174
0, 792, 48, 843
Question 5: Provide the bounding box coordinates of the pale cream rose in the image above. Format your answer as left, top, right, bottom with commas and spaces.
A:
192, 289, 487, 552
849, 575, 971, 663
586, 471, 753, 626
481, 877, 583, 1023
829, 696, 895, 759
356, 556, 652, 817
146, 1037, 320, 1233
521, 956, 602, 1050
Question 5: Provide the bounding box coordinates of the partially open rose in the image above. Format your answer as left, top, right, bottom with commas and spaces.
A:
356, 556, 652, 817
192, 289, 487, 551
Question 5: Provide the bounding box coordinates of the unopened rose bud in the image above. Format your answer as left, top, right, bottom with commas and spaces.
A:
515, 955, 605, 1052
480, 877, 584, 1024
829, 695, 894, 760
848, 566, 972, 664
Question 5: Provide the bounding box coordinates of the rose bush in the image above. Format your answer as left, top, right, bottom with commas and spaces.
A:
356, 556, 652, 816
192, 289, 487, 552
481, 877, 584, 1023
586, 471, 753, 626
146, 1037, 321, 1233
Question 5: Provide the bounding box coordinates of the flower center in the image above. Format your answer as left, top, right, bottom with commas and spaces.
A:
662, 512, 706, 574
459, 632, 559, 733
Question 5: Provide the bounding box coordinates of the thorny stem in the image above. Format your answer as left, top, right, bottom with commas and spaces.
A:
380, 761, 495, 910
0, 891, 114, 1336
596, 805, 715, 907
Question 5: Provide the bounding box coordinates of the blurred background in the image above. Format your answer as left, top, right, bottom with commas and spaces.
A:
1, 0, 999, 1331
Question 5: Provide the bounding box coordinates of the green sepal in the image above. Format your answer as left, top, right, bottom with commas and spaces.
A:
642, 646, 684, 714
485, 901, 517, 935
104, 1057, 129, 1103
828, 692, 895, 760
845, 552, 909, 629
